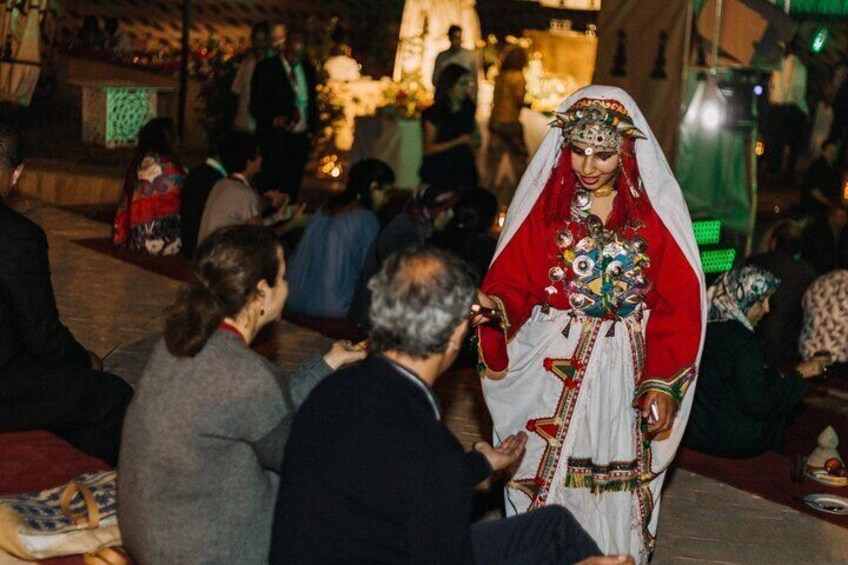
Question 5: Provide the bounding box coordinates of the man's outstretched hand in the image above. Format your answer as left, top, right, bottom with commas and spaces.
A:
473, 432, 528, 473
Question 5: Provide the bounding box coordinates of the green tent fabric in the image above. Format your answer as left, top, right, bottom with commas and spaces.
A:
694, 0, 848, 17
676, 72, 752, 234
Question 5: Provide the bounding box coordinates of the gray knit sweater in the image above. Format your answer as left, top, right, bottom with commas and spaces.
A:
117, 330, 331, 565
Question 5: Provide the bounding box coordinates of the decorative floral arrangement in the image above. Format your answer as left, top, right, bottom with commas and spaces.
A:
315, 82, 347, 147
379, 72, 432, 119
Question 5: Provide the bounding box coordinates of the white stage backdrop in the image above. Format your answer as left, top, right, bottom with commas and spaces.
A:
393, 0, 482, 88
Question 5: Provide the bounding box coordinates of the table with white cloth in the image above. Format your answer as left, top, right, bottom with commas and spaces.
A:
350, 108, 551, 191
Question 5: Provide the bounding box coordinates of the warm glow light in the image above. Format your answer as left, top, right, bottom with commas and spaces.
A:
842, 179, 848, 203
498, 212, 506, 228
317, 154, 344, 181
700, 101, 722, 131
755, 141, 765, 157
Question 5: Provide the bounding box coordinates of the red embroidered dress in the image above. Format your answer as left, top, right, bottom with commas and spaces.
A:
477, 88, 705, 562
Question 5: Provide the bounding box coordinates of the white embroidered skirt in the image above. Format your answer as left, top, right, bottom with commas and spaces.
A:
482, 306, 661, 563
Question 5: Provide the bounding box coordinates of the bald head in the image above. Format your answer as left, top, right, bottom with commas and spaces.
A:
368, 244, 477, 359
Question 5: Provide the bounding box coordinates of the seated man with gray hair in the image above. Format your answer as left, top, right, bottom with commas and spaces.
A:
270, 244, 631, 564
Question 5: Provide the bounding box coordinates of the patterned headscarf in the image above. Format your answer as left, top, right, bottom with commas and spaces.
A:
707, 265, 780, 331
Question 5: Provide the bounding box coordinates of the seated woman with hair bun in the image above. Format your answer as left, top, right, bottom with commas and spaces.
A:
118, 225, 366, 565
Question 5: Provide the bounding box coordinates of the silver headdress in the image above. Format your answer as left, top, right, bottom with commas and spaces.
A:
553, 98, 647, 151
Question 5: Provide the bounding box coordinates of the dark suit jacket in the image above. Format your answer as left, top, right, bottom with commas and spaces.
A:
0, 200, 90, 375
249, 55, 318, 137
180, 162, 225, 257
271, 355, 491, 564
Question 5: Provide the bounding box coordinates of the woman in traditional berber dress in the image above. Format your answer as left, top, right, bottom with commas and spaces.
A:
474, 85, 706, 562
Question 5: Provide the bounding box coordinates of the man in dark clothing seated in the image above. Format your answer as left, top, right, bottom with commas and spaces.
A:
799, 140, 842, 220
348, 183, 458, 330
0, 123, 132, 466
747, 220, 817, 369
801, 205, 848, 274
179, 146, 226, 258
271, 245, 632, 565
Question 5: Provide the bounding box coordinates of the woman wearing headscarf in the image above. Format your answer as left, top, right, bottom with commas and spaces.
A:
473, 86, 706, 562
799, 269, 848, 374
685, 265, 826, 458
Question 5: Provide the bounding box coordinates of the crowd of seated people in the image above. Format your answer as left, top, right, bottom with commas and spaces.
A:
20, 28, 848, 560
284, 158, 392, 318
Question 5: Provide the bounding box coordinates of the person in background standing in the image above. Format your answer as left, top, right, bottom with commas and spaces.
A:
231, 22, 270, 134
250, 25, 318, 202
765, 41, 809, 182
421, 64, 479, 195
487, 45, 529, 204
432, 24, 479, 101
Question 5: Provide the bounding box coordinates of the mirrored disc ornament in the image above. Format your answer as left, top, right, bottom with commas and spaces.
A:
585, 214, 604, 237
606, 261, 623, 278
571, 190, 591, 215
573, 255, 595, 277
549, 266, 565, 282
627, 236, 648, 253
555, 229, 574, 249
570, 293, 589, 309
575, 237, 596, 252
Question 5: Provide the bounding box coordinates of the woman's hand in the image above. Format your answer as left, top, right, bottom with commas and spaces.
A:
640, 391, 677, 436
323, 340, 368, 371
470, 290, 498, 327
797, 355, 829, 379
473, 431, 528, 473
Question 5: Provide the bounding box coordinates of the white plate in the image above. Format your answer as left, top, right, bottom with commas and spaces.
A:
803, 493, 848, 514
806, 469, 848, 487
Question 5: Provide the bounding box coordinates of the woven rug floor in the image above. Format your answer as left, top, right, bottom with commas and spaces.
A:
675, 394, 848, 530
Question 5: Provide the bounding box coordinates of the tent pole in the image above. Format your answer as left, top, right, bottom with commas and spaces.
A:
679, 0, 695, 120
178, 0, 191, 139
710, 0, 722, 72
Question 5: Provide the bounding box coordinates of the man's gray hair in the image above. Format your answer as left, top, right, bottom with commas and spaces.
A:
368, 244, 477, 358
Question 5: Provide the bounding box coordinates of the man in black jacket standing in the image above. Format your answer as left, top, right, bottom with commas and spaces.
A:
249, 24, 317, 202
0, 123, 132, 466
271, 245, 632, 565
